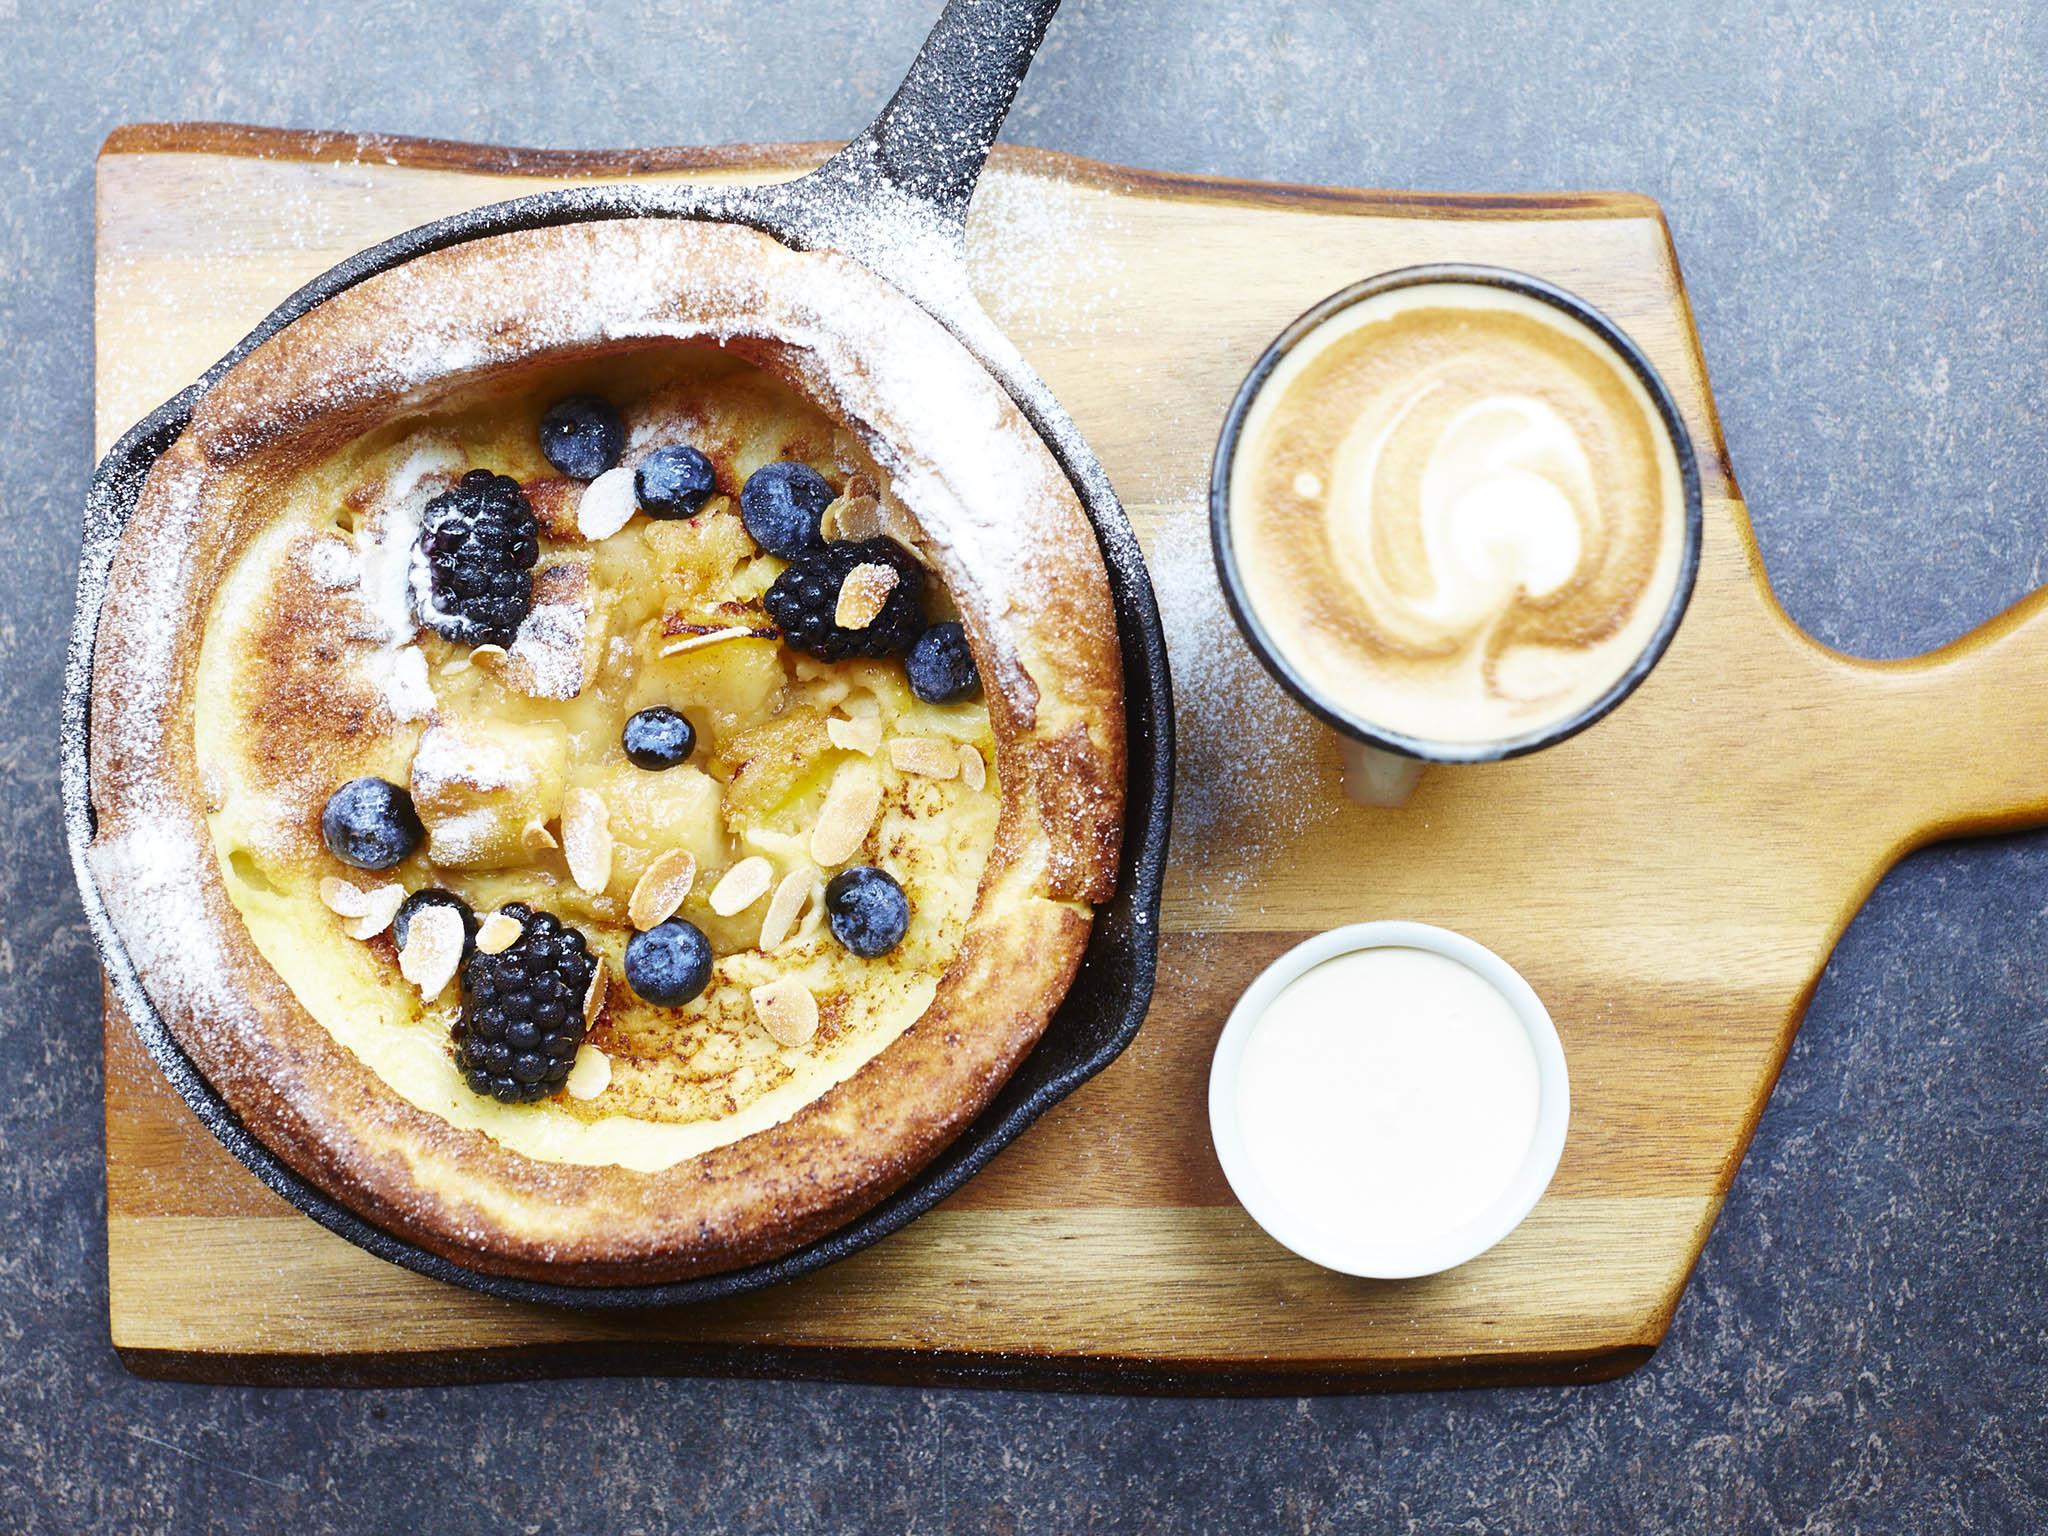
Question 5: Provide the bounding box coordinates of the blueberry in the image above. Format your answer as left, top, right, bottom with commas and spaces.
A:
824, 866, 910, 958
635, 444, 718, 519
905, 622, 981, 704
740, 461, 835, 558
624, 919, 715, 1007
538, 395, 624, 480
321, 778, 423, 870
394, 888, 477, 957
622, 706, 697, 770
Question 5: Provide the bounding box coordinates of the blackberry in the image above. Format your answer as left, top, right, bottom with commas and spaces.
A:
740, 460, 834, 558
763, 539, 926, 661
824, 866, 911, 958
411, 470, 540, 647
906, 621, 981, 704
453, 903, 596, 1104
538, 395, 624, 480
321, 777, 423, 870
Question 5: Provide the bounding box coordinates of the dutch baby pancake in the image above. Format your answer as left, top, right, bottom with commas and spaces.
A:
87, 219, 1125, 1283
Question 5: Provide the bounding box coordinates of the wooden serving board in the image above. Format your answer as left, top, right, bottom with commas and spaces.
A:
95, 125, 2048, 1392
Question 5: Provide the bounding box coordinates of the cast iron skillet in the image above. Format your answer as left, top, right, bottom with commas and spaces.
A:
60, 0, 1174, 1309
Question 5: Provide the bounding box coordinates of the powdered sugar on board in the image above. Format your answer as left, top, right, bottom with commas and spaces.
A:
966, 168, 1127, 347
1147, 500, 1330, 913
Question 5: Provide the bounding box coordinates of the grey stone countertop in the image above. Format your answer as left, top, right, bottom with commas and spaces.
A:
2, 1, 2044, 1530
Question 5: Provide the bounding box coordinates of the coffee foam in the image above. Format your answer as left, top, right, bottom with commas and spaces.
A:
1227, 283, 1687, 746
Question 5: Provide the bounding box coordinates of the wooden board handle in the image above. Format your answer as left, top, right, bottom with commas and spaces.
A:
1834, 582, 2048, 847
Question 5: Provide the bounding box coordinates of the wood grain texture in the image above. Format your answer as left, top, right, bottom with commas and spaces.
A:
93, 125, 2048, 1392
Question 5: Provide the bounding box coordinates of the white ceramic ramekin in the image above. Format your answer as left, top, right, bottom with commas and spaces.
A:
1207, 921, 1571, 1279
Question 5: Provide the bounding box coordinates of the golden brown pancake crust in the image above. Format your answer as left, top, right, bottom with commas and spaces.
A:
88, 219, 1125, 1283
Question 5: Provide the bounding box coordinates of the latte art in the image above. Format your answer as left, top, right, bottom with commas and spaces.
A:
1329, 390, 1592, 649
1228, 283, 1688, 745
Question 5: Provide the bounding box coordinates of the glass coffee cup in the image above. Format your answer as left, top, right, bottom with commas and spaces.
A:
1209, 264, 1704, 805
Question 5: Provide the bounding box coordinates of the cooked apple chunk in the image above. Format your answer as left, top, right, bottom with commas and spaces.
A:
717, 709, 838, 832
409, 716, 569, 868
572, 760, 728, 898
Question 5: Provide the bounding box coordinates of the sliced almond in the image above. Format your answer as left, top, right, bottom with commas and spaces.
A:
347, 883, 407, 941
750, 977, 819, 1047
629, 849, 697, 931
880, 499, 930, 560
709, 855, 774, 917
475, 911, 523, 955
470, 643, 508, 670
565, 1043, 612, 1100
889, 736, 961, 779
321, 877, 405, 940
562, 788, 613, 896
827, 714, 883, 755
660, 625, 758, 657
758, 868, 812, 953
397, 904, 463, 1002
958, 743, 987, 791
822, 490, 883, 542
319, 876, 370, 918
574, 465, 639, 541
833, 563, 899, 630
521, 818, 559, 852
582, 961, 609, 1030
810, 763, 881, 867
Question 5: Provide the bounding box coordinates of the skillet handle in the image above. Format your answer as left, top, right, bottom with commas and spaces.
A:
808, 0, 1062, 238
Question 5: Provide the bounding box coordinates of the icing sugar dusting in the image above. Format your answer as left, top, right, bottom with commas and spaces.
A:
372, 440, 459, 640
411, 720, 523, 795
420, 809, 498, 866
87, 801, 249, 1031
505, 567, 593, 701
967, 170, 1126, 346
111, 460, 206, 753
1147, 501, 1326, 909
302, 535, 356, 590
334, 437, 460, 719
84, 454, 269, 1051
362, 643, 434, 723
